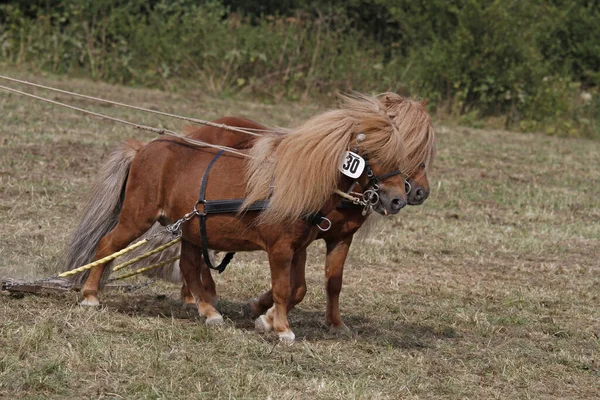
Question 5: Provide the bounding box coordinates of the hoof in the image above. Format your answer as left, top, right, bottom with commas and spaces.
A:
181, 301, 196, 310
255, 315, 272, 333
248, 298, 263, 319
278, 330, 295, 345
329, 323, 351, 336
183, 296, 196, 306
205, 314, 224, 326
80, 297, 100, 307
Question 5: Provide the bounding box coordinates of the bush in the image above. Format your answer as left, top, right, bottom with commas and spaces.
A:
0, 0, 598, 138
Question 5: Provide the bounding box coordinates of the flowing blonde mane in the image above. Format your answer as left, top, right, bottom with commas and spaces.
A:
243, 92, 435, 223
380, 92, 436, 176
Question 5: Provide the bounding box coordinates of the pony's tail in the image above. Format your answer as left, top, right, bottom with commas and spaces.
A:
60, 140, 145, 285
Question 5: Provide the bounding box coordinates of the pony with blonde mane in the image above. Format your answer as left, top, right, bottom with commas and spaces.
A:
62, 92, 433, 343
244, 93, 408, 223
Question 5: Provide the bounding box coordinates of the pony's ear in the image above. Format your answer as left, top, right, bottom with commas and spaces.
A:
421, 99, 429, 107
380, 92, 405, 108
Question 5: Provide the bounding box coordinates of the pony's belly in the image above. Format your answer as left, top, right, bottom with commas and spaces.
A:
205, 215, 266, 252
209, 237, 264, 252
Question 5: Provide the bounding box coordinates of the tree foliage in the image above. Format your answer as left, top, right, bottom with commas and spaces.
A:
0, 0, 597, 137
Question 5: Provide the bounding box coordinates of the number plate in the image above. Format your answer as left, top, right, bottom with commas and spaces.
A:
339, 151, 365, 179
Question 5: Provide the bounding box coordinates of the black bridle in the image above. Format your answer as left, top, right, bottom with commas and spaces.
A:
352, 156, 410, 214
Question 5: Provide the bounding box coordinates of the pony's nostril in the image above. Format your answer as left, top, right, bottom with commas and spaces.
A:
415, 188, 425, 200
390, 197, 406, 211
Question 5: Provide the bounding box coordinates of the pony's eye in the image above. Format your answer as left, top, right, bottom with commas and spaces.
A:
419, 162, 426, 168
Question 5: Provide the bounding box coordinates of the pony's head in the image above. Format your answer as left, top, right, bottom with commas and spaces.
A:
405, 162, 430, 205
243, 92, 435, 222
379, 93, 435, 206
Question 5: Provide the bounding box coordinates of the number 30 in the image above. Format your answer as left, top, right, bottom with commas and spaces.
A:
343, 154, 359, 174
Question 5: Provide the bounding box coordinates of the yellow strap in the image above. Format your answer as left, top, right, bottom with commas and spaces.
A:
112, 237, 181, 272
110, 256, 180, 281
58, 239, 150, 278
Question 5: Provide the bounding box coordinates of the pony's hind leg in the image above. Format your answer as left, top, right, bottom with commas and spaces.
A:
81, 215, 156, 306
179, 239, 223, 325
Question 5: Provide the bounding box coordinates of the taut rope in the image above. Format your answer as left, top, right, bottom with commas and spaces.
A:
109, 256, 180, 282
111, 237, 181, 273
0, 74, 268, 135
0, 83, 251, 158
57, 238, 152, 278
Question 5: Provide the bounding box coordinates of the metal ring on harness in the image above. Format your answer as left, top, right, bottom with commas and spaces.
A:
316, 217, 332, 232
363, 188, 380, 206
404, 180, 412, 195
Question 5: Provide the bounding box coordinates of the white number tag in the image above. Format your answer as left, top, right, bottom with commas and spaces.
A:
339, 151, 366, 179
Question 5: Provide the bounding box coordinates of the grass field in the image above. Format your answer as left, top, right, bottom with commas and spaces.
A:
1, 71, 599, 399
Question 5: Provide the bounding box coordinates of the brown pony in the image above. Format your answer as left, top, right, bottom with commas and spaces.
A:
63, 93, 434, 342
128, 93, 434, 331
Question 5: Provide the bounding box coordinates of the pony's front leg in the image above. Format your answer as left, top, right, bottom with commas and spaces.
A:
201, 258, 218, 306
178, 239, 223, 325
325, 235, 353, 332
255, 246, 295, 344
249, 249, 307, 317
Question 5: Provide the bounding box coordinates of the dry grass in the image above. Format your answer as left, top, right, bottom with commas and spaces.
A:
1, 70, 599, 399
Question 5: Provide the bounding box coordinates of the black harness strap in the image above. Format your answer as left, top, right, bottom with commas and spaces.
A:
304, 212, 328, 226
195, 151, 335, 272
364, 155, 404, 185
197, 150, 235, 274
204, 199, 269, 214
373, 169, 404, 183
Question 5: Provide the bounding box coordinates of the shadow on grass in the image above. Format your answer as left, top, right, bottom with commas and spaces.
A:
288, 308, 459, 349
104, 294, 459, 349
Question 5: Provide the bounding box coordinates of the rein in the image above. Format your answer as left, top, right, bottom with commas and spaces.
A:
0, 82, 252, 159
0, 74, 269, 136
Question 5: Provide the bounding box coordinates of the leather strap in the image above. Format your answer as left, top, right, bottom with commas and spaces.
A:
364, 156, 403, 184
198, 150, 235, 273
373, 169, 403, 182
204, 199, 269, 214
195, 151, 332, 273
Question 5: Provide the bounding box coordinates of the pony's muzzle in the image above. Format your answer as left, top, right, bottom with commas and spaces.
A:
377, 189, 407, 215
408, 187, 429, 205
390, 197, 407, 213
